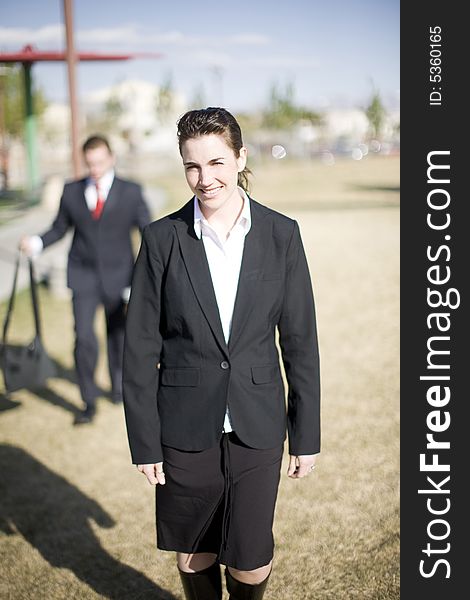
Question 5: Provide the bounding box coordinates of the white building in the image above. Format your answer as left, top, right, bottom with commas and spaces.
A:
84, 78, 186, 156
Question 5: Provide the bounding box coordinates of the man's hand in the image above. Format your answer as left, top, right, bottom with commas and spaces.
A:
287, 454, 319, 479
137, 462, 166, 486
19, 236, 33, 256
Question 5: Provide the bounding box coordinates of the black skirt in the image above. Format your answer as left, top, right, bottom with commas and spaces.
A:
155, 432, 283, 571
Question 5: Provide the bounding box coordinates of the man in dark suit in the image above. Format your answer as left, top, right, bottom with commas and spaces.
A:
21, 135, 151, 424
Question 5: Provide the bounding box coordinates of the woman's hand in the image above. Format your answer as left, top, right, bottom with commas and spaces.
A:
137, 462, 166, 485
287, 454, 318, 479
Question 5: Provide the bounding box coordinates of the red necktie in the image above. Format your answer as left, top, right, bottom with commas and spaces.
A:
92, 182, 105, 219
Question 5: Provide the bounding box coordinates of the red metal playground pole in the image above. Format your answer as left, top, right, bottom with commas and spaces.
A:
63, 0, 80, 179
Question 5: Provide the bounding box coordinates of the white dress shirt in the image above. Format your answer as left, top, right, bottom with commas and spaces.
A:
193, 187, 252, 433
84, 169, 114, 211
28, 169, 115, 256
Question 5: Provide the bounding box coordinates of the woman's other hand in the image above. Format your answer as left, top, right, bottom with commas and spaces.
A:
137, 462, 166, 485
287, 454, 318, 479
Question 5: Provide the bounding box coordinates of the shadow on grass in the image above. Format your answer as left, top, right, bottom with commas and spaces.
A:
0, 392, 21, 412
32, 386, 82, 416
32, 356, 82, 416
348, 183, 400, 194
0, 444, 177, 600
1, 351, 110, 416
265, 199, 400, 211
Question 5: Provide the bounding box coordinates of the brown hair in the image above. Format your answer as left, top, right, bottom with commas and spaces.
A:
177, 107, 251, 192
82, 134, 112, 154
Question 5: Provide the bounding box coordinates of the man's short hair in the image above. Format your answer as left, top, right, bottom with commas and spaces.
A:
82, 135, 112, 154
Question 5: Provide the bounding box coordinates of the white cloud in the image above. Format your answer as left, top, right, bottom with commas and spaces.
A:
170, 53, 320, 70
0, 24, 64, 45
226, 34, 269, 45
248, 56, 320, 68
78, 27, 269, 48
174, 50, 234, 68
0, 23, 269, 50
77, 26, 142, 45
0, 23, 319, 88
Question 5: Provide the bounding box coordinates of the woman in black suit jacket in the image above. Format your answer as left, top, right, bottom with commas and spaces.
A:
123, 108, 320, 600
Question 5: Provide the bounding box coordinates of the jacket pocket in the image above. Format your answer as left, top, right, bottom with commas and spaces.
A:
160, 367, 200, 387
262, 272, 281, 281
251, 364, 279, 384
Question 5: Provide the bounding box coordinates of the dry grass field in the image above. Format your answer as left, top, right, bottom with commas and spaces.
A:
0, 155, 399, 599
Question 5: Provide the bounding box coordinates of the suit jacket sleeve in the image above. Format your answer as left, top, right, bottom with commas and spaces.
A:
278, 220, 321, 456
122, 226, 164, 464
40, 191, 72, 248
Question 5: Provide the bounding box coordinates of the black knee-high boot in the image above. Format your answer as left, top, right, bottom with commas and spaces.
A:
225, 568, 270, 600
178, 562, 222, 600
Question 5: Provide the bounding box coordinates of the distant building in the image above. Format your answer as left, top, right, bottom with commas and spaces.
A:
322, 109, 369, 142
37, 78, 187, 170
245, 107, 400, 160
83, 78, 186, 156
39, 103, 72, 165
36, 84, 399, 178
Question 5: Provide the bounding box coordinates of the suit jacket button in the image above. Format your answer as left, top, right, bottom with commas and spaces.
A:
220, 361, 230, 370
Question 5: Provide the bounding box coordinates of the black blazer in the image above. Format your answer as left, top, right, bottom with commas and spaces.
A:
123, 197, 320, 464
40, 176, 150, 300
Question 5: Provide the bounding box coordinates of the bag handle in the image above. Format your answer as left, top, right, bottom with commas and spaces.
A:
28, 257, 42, 339
2, 253, 42, 345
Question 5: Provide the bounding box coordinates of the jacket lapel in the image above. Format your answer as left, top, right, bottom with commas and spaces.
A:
228, 200, 271, 352
173, 197, 271, 357
174, 200, 229, 357
77, 178, 115, 221
101, 176, 121, 217
78, 179, 93, 220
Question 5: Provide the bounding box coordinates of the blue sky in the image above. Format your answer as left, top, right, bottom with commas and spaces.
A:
0, 0, 399, 113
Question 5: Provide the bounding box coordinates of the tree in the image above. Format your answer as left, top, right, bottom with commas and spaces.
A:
104, 93, 123, 127
0, 65, 47, 189
366, 91, 386, 140
156, 72, 175, 125
262, 81, 321, 130
189, 83, 206, 111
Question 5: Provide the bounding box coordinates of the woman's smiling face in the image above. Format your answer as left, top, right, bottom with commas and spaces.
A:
181, 133, 247, 213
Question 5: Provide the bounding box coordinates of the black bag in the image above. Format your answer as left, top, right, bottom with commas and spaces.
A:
0, 255, 57, 392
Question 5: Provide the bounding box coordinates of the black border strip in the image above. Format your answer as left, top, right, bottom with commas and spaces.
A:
401, 3, 467, 597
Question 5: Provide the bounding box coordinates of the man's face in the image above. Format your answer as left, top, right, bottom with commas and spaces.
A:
84, 145, 115, 181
